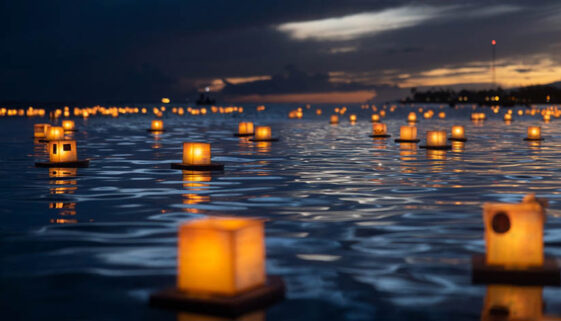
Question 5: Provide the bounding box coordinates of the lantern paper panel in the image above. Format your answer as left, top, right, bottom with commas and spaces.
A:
48, 140, 78, 163
238, 122, 254, 135
183, 143, 211, 165
254, 126, 272, 140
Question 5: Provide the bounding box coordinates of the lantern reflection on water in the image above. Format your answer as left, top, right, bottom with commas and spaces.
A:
182, 171, 211, 214
524, 126, 543, 141
370, 123, 391, 138
171, 142, 224, 171
149, 217, 285, 315
473, 193, 560, 285
49, 168, 78, 195
394, 126, 419, 143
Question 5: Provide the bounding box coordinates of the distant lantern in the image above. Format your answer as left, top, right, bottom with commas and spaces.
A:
171, 142, 224, 171
524, 126, 543, 141
161, 98, 170, 104
492, 39, 496, 45
330, 115, 339, 124
394, 125, 419, 143
234, 122, 254, 137
148, 120, 165, 132
370, 123, 391, 138
34, 123, 51, 138
472, 194, 560, 285
149, 217, 285, 314
543, 113, 551, 122
379, 110, 386, 117
46, 126, 65, 141
421, 130, 451, 150
35, 140, 89, 168
371, 114, 380, 123
504, 113, 513, 122
316, 108, 322, 115
251, 126, 278, 142
438, 112, 446, 119
449, 125, 467, 142
62, 120, 76, 132
349, 114, 357, 123
407, 112, 417, 123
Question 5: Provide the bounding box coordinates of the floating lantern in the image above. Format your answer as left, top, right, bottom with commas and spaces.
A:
472, 194, 560, 285
150, 217, 285, 315
371, 114, 380, 122
504, 113, 512, 122
171, 142, 224, 171
330, 115, 339, 124
438, 111, 446, 119
45, 126, 65, 141
148, 120, 165, 132
234, 122, 254, 137
62, 120, 76, 132
35, 140, 89, 168
162, 98, 170, 104
420, 130, 451, 150
33, 123, 51, 138
251, 126, 278, 142
524, 126, 543, 141
349, 114, 357, 123
449, 125, 467, 142
394, 126, 419, 143
370, 123, 391, 138
407, 112, 417, 123
315, 108, 322, 115
482, 285, 543, 321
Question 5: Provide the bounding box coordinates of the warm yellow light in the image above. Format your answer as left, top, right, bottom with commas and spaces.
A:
407, 112, 417, 122
330, 115, 339, 124
482, 285, 542, 321
182, 143, 211, 165
379, 110, 386, 117
34, 123, 51, 138
426, 130, 447, 147
62, 120, 75, 131
177, 217, 265, 296
527, 126, 541, 140
504, 113, 512, 121
48, 140, 78, 163
371, 114, 380, 122
254, 126, 272, 140
315, 108, 322, 115
451, 125, 465, 139
46, 126, 64, 141
399, 126, 417, 140
238, 122, 254, 135
349, 114, 357, 122
484, 194, 545, 268
438, 112, 446, 119
372, 123, 387, 136
151, 120, 164, 131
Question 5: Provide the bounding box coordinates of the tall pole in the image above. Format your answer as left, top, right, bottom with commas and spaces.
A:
491, 39, 496, 89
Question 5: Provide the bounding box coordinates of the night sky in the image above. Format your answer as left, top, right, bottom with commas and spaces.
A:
2, 0, 560, 103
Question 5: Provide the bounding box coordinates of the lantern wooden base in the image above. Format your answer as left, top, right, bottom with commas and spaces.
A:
471, 254, 560, 285
35, 160, 90, 168
150, 275, 285, 317
394, 139, 420, 143
233, 133, 254, 137
369, 134, 391, 138
147, 129, 166, 133
523, 138, 544, 141
171, 163, 224, 171
449, 137, 467, 142
249, 138, 279, 142
420, 145, 452, 150
64, 129, 77, 132
330, 122, 339, 125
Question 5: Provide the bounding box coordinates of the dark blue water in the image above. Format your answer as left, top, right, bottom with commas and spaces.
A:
1, 104, 560, 320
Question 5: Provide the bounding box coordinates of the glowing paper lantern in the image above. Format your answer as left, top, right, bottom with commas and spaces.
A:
62, 120, 75, 131
504, 113, 512, 122
171, 142, 224, 171
407, 112, 417, 123
449, 125, 467, 142
235, 122, 254, 137
46, 126, 65, 141
149, 217, 285, 315
370, 123, 390, 138
349, 114, 357, 123
251, 126, 278, 142
34, 123, 51, 138
421, 130, 450, 150
394, 126, 419, 143
149, 120, 164, 132
524, 126, 542, 141
35, 140, 89, 168
161, 98, 170, 104
371, 114, 380, 122
330, 115, 339, 124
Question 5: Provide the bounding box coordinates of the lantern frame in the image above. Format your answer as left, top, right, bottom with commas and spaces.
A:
171, 142, 224, 171
249, 126, 279, 142
35, 140, 89, 168
147, 120, 166, 133
449, 125, 468, 142
394, 126, 420, 143
420, 130, 451, 150
233, 122, 255, 137
524, 126, 544, 141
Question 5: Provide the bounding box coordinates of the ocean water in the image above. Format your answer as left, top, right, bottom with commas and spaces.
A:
1, 104, 561, 320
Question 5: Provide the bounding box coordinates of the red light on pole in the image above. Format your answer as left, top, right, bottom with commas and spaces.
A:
492, 40, 496, 45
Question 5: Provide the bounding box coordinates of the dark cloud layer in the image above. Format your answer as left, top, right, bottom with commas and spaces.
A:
1, 0, 560, 102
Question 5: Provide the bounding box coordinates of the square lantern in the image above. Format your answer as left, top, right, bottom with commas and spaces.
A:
407, 112, 417, 123
370, 123, 390, 138
250, 126, 278, 142
35, 140, 89, 168
330, 115, 339, 124
450, 125, 467, 142
150, 217, 285, 316
46, 126, 65, 141
472, 194, 560, 285
420, 130, 451, 150
235, 122, 254, 137
524, 126, 542, 141
34, 123, 51, 138
62, 120, 76, 131
148, 120, 165, 132
171, 142, 224, 171
394, 126, 419, 143
371, 114, 380, 123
